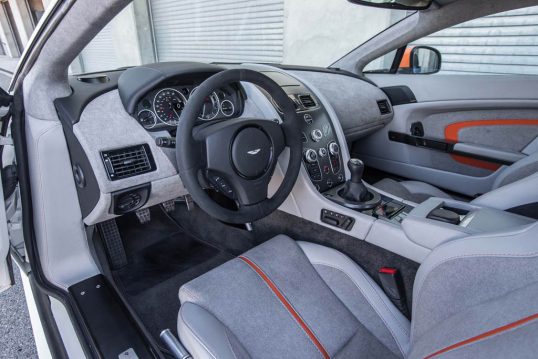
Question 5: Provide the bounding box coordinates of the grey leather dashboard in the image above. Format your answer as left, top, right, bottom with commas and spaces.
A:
69, 64, 394, 225
289, 71, 393, 142
74, 90, 186, 224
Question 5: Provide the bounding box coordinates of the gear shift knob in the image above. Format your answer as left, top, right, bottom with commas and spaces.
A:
348, 158, 365, 183
339, 158, 369, 203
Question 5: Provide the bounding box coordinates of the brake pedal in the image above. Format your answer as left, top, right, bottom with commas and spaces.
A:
135, 208, 151, 224
162, 200, 176, 213
97, 219, 127, 270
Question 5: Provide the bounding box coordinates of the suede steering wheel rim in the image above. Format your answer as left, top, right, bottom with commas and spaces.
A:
176, 69, 302, 224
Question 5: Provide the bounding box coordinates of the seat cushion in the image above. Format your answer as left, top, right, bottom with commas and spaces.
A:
178, 235, 410, 359
374, 178, 452, 204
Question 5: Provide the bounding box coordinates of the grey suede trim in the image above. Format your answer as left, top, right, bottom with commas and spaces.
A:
409, 281, 538, 359
411, 223, 538, 342
237, 255, 328, 359
430, 319, 538, 359
313, 262, 408, 357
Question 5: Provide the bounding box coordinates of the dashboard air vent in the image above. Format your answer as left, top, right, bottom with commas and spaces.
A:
377, 100, 391, 115
101, 144, 156, 181
298, 94, 317, 109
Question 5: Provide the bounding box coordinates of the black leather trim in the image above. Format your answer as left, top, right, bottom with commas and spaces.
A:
118, 62, 225, 115
508, 203, 538, 220
388, 131, 515, 166
262, 63, 378, 86
54, 70, 122, 126
381, 86, 417, 106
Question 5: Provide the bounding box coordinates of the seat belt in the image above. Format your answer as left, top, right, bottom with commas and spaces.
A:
378, 267, 409, 318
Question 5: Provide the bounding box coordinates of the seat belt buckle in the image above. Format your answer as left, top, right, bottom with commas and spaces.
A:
378, 267, 409, 317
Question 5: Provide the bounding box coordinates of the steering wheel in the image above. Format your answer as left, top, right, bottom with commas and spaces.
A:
176, 69, 302, 224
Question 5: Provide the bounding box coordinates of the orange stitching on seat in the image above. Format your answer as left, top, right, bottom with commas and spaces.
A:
239, 256, 330, 359
424, 313, 538, 359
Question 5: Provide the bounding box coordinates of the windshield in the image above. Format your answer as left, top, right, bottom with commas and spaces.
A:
71, 0, 407, 74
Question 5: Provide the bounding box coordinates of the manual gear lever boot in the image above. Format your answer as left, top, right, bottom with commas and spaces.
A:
340, 158, 369, 202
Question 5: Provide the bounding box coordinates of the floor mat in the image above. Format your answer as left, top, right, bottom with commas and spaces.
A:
115, 234, 224, 296
112, 207, 234, 337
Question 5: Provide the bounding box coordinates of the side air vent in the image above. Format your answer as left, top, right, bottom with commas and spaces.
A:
101, 144, 156, 181
377, 100, 392, 115
298, 94, 317, 109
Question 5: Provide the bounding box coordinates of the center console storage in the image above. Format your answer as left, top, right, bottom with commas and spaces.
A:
317, 157, 533, 256
402, 197, 535, 249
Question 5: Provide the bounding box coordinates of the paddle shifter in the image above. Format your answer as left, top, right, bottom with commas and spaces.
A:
339, 158, 369, 202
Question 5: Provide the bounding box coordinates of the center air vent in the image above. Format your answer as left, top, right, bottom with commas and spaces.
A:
298, 94, 317, 109
377, 100, 392, 115
101, 144, 156, 181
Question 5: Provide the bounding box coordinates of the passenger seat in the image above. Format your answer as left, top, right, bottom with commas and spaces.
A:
374, 151, 538, 204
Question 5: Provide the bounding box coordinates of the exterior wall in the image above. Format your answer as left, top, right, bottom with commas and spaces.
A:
283, 0, 396, 66
413, 5, 538, 75
76, 2, 151, 74
0, 0, 41, 58
6, 0, 34, 46
0, 4, 19, 57
74, 0, 398, 72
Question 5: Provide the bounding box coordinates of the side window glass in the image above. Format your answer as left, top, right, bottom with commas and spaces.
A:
365, 5, 538, 75
413, 5, 538, 75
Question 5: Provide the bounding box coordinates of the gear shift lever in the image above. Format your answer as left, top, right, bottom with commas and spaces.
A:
339, 159, 369, 203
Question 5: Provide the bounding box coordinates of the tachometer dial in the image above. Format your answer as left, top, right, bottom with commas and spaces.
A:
137, 109, 157, 129
190, 87, 220, 121
220, 99, 235, 117
154, 88, 187, 126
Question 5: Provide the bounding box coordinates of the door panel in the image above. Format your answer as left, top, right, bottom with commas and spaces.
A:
354, 74, 538, 197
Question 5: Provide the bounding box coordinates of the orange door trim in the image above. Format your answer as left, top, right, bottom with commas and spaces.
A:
444, 119, 538, 171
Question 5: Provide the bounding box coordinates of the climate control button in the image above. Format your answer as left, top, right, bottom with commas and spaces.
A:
311, 129, 323, 142
328, 142, 340, 155
304, 149, 318, 163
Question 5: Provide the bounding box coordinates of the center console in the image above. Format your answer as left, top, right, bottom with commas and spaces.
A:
296, 98, 345, 193
402, 197, 535, 249
322, 157, 413, 225
259, 70, 345, 193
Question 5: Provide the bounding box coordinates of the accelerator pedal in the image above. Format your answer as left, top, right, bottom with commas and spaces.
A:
97, 219, 127, 270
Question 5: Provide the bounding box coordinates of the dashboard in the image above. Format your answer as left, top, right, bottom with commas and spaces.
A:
134, 83, 244, 131
55, 62, 393, 224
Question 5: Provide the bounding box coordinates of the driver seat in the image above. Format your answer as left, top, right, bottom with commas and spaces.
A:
177, 227, 538, 358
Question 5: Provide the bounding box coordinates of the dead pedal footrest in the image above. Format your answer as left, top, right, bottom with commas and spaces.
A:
97, 219, 127, 270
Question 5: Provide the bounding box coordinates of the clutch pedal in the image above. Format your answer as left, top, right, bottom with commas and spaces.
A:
97, 219, 127, 270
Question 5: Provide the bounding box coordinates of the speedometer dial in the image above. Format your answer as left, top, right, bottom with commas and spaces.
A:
190, 87, 220, 121
154, 88, 187, 126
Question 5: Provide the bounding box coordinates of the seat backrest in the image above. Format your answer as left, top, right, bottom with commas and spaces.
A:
408, 222, 538, 358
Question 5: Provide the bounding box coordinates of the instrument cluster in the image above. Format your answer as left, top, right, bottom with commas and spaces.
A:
135, 84, 243, 131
